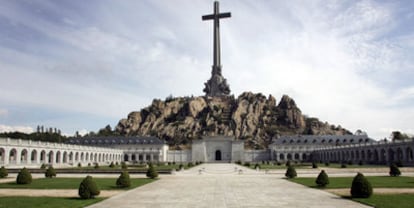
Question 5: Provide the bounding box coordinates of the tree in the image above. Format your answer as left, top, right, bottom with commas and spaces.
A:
391, 131, 409, 141
45, 166, 56, 178
146, 164, 158, 179
109, 162, 115, 168
351, 173, 373, 198
285, 166, 297, 179
315, 170, 329, 187
389, 163, 401, 177
16, 167, 32, 184
312, 162, 318, 169
116, 171, 131, 188
0, 166, 8, 178
121, 162, 128, 170
78, 176, 100, 199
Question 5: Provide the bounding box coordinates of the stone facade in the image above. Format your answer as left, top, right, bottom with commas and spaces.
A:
0, 138, 123, 168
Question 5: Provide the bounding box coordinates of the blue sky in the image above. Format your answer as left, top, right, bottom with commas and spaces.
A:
0, 0, 413, 139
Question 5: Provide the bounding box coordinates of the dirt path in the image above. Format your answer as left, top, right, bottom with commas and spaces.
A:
0, 189, 123, 197
326, 188, 414, 196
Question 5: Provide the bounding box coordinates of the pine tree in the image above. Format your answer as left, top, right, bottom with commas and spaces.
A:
78, 176, 100, 199
116, 171, 131, 188
351, 172, 373, 198
315, 170, 329, 187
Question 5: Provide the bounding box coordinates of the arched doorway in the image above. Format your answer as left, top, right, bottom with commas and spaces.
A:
215, 150, 222, 161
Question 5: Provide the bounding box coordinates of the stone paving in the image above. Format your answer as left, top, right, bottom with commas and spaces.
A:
88, 163, 371, 208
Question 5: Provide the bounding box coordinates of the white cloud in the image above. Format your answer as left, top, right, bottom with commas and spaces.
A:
0, 125, 33, 134
0, 0, 413, 140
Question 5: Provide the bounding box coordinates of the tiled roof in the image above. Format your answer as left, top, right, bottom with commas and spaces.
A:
68, 136, 165, 145
272, 135, 374, 145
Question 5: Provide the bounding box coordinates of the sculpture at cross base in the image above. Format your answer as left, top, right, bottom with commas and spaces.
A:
202, 1, 231, 97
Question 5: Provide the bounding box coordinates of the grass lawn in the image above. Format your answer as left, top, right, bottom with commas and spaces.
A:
289, 176, 414, 189
0, 196, 105, 208
353, 194, 414, 208
0, 177, 156, 190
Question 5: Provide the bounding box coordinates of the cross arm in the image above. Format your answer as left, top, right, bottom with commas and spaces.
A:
202, 12, 231, 21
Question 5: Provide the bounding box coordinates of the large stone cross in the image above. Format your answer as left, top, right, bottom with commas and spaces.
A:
202, 1, 231, 75
202, 1, 231, 97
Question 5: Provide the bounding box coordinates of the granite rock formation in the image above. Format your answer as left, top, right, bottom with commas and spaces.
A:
115, 92, 351, 149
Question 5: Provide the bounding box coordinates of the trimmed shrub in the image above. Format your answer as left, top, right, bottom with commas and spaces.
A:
78, 176, 100, 199
187, 162, 194, 168
324, 162, 330, 166
312, 162, 318, 169
45, 166, 56, 178
315, 170, 329, 187
358, 160, 363, 166
88, 163, 91, 167
40, 164, 47, 169
235, 160, 242, 165
254, 164, 260, 169
0, 166, 8, 178
115, 162, 119, 166
116, 171, 131, 188
285, 166, 297, 179
341, 163, 347, 168
121, 162, 127, 170
94, 163, 99, 169
395, 161, 403, 167
78, 163, 82, 168
389, 163, 401, 177
351, 172, 373, 198
16, 168, 32, 184
244, 162, 251, 167
146, 164, 158, 179
109, 162, 115, 168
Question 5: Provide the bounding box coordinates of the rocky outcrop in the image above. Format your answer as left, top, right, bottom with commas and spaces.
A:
115, 92, 351, 149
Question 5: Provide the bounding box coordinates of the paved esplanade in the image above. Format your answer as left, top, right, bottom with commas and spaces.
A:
88, 164, 370, 208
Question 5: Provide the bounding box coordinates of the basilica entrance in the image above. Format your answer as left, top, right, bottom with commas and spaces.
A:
215, 150, 222, 161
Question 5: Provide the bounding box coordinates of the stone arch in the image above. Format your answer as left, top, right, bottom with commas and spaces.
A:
361, 150, 365, 160
0, 147, 5, 163
9, 148, 17, 164
56, 151, 61, 163
406, 147, 413, 161
279, 153, 285, 160
287, 153, 292, 160
90, 152, 93, 161
355, 150, 360, 160
69, 152, 73, 162
75, 152, 79, 161
367, 149, 372, 161
48, 150, 54, 164
80, 152, 84, 162
396, 148, 403, 161
85, 152, 89, 162
21, 149, 28, 163
215, 150, 222, 161
63, 151, 68, 163
31, 149, 37, 163
294, 153, 300, 160
40, 150, 46, 163
380, 149, 386, 163
388, 148, 395, 162
94, 153, 98, 162
124, 154, 129, 161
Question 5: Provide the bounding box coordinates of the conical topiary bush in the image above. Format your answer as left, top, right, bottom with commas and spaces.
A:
315, 170, 329, 187
285, 165, 297, 179
78, 175, 100, 199
116, 171, 131, 188
45, 166, 56, 178
389, 163, 401, 177
16, 167, 32, 184
350, 172, 373, 198
146, 164, 158, 179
